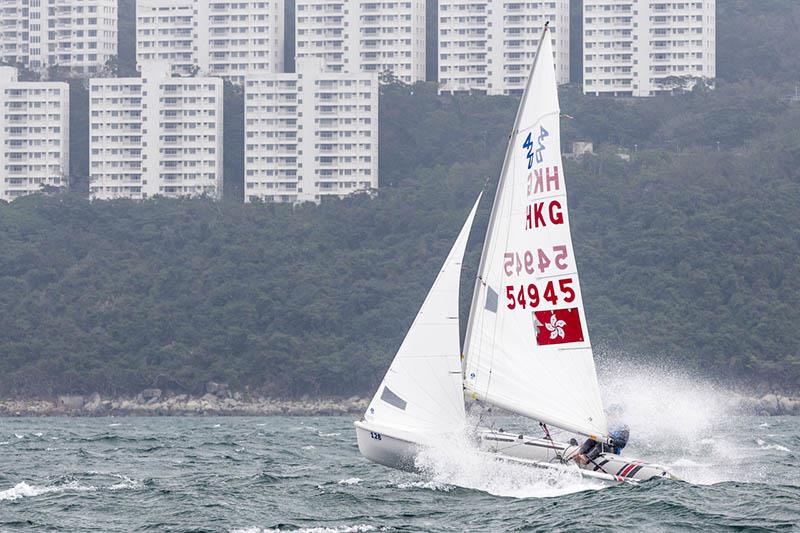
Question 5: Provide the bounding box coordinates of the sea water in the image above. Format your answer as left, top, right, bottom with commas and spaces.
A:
1, 369, 799, 532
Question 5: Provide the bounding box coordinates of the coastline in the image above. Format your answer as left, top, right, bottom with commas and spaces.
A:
0, 390, 799, 417
0, 392, 369, 417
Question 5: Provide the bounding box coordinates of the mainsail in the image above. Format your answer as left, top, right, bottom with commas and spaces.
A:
364, 194, 482, 435
463, 27, 608, 439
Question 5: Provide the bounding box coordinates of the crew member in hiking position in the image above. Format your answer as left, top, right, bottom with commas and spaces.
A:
573, 404, 629, 466
573, 424, 629, 465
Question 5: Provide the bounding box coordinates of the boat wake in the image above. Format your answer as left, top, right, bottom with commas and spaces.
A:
412, 433, 604, 499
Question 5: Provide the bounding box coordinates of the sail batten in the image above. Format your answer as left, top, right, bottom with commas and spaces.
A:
463, 27, 608, 439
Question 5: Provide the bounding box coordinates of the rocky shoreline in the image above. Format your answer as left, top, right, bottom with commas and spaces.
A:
0, 388, 798, 417
0, 388, 369, 417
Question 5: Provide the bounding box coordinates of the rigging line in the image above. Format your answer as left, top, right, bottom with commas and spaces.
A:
540, 422, 564, 463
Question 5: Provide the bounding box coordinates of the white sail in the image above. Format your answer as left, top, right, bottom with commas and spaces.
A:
463, 28, 608, 439
364, 193, 482, 435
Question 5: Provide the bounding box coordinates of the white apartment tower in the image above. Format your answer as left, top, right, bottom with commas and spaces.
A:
583, 1, 716, 96
295, 0, 426, 84
137, 0, 284, 84
89, 63, 223, 200
0, 67, 69, 200
244, 58, 379, 204
0, 0, 117, 75
438, 0, 570, 95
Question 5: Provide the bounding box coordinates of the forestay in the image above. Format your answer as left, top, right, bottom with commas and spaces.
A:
463, 28, 607, 439
364, 194, 482, 435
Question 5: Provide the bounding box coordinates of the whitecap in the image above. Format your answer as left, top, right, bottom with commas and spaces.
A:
301, 445, 315, 450
14, 434, 24, 439
230, 525, 379, 533
33, 432, 43, 437
758, 422, 770, 427
0, 481, 96, 501
213, 424, 222, 428
318, 432, 341, 437
0, 441, 9, 445
108, 423, 122, 427
756, 439, 791, 452
395, 479, 453, 492
108, 474, 142, 491
337, 477, 361, 486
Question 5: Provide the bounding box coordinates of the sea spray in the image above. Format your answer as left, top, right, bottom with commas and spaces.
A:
412, 425, 604, 498
594, 356, 771, 484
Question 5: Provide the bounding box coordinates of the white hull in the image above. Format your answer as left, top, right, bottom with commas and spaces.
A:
355, 420, 419, 471
355, 421, 676, 484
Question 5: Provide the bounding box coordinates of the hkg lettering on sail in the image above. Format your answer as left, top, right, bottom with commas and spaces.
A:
525, 200, 563, 230
527, 166, 560, 197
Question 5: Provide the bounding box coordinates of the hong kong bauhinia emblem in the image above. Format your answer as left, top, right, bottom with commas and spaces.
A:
545, 313, 566, 340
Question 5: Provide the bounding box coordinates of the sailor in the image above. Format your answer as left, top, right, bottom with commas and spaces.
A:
573, 405, 630, 465
574, 423, 629, 465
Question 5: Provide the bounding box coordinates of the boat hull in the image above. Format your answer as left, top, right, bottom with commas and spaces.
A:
354, 421, 419, 472
477, 429, 675, 482
354, 421, 675, 483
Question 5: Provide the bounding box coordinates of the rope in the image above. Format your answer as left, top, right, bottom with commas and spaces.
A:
539, 422, 564, 463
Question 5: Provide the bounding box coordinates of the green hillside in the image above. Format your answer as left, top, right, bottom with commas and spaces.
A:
2, 76, 800, 396
1, 1, 799, 397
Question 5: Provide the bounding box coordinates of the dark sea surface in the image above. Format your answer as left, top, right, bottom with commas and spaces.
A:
0, 409, 798, 532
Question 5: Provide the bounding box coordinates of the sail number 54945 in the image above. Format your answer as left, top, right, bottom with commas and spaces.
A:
503, 246, 568, 276
505, 278, 576, 309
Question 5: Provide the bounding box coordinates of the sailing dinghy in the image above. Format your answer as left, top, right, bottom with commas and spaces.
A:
355, 24, 675, 484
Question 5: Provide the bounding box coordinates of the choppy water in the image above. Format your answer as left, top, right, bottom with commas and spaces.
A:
0, 413, 798, 532
1, 367, 799, 532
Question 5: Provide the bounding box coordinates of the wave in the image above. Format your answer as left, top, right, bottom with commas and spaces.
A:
337, 477, 362, 486
0, 472, 144, 502
0, 481, 96, 502
231, 525, 379, 533
756, 439, 791, 452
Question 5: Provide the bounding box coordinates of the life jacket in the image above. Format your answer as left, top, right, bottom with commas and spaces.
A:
608, 424, 630, 455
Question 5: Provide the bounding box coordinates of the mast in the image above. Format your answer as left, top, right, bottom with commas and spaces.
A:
461, 23, 609, 441
462, 22, 552, 370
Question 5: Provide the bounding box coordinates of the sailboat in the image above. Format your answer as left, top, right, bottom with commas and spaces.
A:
355, 24, 675, 484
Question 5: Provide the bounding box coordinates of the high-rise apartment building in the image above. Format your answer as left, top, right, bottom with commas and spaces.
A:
583, 1, 716, 96
244, 58, 378, 204
295, 0, 426, 84
0, 0, 117, 75
438, 0, 570, 95
89, 63, 223, 200
136, 0, 284, 84
0, 67, 69, 201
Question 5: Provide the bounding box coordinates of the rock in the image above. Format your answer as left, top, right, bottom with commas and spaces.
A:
760, 393, 780, 414
205, 381, 230, 398
778, 396, 799, 415
83, 392, 103, 412
58, 395, 85, 410
139, 388, 162, 403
